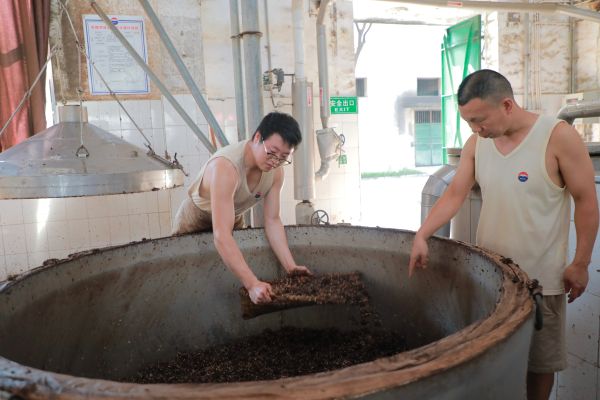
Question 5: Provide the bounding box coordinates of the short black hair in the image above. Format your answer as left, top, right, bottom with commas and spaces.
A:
457, 69, 514, 106
253, 112, 302, 148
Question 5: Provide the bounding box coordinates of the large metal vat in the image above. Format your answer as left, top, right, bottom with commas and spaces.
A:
0, 226, 533, 399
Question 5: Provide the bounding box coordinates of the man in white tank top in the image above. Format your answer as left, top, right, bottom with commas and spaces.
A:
172, 112, 311, 305
408, 70, 598, 400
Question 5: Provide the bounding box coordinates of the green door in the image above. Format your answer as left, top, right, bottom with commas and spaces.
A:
414, 110, 442, 167
441, 15, 481, 163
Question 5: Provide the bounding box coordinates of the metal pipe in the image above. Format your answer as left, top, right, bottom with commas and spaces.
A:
137, 0, 228, 147
89, 1, 216, 154
534, 13, 541, 110
292, 0, 315, 202
569, 0, 576, 93
556, 100, 600, 124
384, 0, 600, 23
293, 81, 316, 201
241, 0, 264, 136
293, 0, 306, 80
353, 18, 449, 26
317, 0, 331, 129
263, 0, 278, 109
230, 0, 247, 141
524, 12, 530, 110
263, 0, 273, 80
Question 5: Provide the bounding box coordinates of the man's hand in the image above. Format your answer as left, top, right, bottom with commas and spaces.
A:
247, 281, 274, 304
563, 263, 589, 303
408, 234, 429, 277
285, 265, 312, 276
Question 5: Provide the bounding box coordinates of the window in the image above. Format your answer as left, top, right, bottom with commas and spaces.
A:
417, 78, 440, 96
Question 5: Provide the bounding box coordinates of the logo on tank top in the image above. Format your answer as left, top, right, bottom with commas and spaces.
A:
517, 171, 529, 182
255, 192, 262, 199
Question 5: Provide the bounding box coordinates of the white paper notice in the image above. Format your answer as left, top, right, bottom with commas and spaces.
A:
83, 15, 150, 95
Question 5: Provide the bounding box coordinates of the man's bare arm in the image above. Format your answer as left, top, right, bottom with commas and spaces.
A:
553, 123, 599, 302
209, 159, 272, 302
263, 168, 311, 275
409, 134, 477, 276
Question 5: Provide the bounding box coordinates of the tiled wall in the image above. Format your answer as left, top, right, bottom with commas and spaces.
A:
0, 191, 172, 281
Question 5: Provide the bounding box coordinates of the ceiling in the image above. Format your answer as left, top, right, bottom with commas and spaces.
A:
353, 0, 599, 26
353, 0, 479, 26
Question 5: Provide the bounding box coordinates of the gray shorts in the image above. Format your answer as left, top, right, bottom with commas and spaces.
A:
528, 294, 567, 373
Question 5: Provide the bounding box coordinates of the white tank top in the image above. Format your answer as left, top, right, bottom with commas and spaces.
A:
475, 115, 571, 295
187, 140, 275, 216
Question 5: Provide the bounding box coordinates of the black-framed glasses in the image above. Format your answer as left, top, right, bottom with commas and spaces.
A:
262, 141, 292, 166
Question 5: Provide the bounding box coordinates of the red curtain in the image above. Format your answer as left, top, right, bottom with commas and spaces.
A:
0, 0, 50, 151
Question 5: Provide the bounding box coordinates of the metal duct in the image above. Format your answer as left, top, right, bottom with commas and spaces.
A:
315, 127, 341, 181
241, 0, 264, 134
557, 100, 600, 124
292, 0, 316, 202
293, 80, 316, 201
317, 0, 331, 129
230, 0, 247, 141
293, 0, 306, 81
0, 105, 184, 199
314, 0, 341, 182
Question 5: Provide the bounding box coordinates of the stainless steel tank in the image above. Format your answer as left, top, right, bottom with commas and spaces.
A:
421, 148, 482, 243
0, 226, 533, 399
421, 163, 454, 237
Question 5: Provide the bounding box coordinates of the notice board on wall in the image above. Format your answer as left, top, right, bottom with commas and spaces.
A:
83, 14, 150, 95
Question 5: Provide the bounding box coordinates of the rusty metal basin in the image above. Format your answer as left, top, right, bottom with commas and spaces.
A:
0, 225, 533, 399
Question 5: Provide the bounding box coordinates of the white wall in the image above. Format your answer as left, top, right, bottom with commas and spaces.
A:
575, 20, 600, 92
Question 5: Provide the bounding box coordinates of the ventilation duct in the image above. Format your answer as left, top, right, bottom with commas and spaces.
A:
557, 99, 600, 124
0, 105, 184, 199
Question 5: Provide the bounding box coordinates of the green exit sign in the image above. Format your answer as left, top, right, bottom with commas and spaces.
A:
330, 96, 358, 114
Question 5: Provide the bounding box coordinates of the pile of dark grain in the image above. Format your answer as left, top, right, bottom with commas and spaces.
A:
129, 272, 404, 384
130, 326, 405, 384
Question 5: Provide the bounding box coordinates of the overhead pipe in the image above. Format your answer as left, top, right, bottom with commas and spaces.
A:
89, 1, 216, 154
229, 0, 247, 141
293, 0, 306, 81
241, 0, 264, 136
317, 0, 331, 129
292, 0, 316, 224
557, 100, 600, 124
569, 0, 576, 93
353, 18, 450, 26
137, 0, 228, 147
384, 0, 600, 23
524, 12, 530, 110
239, 0, 265, 227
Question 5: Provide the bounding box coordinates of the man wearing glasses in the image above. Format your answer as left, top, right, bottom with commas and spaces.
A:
173, 112, 311, 304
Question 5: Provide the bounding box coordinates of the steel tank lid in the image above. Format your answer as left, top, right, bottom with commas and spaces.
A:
0, 105, 184, 199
